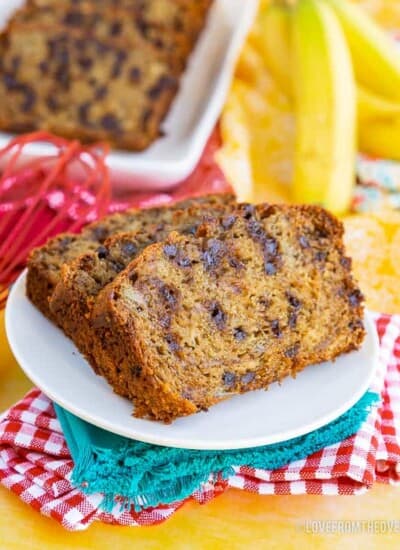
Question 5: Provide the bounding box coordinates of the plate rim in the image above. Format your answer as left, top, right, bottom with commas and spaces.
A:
5, 270, 380, 450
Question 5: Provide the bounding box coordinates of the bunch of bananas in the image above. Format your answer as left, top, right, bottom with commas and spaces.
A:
258, 0, 400, 214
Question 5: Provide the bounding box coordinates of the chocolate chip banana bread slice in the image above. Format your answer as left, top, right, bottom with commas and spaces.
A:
92, 203, 365, 423
0, 24, 179, 150
27, 193, 236, 322
49, 199, 237, 387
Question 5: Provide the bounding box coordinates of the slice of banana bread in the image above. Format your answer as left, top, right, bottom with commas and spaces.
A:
27, 194, 236, 322
92, 203, 365, 423
0, 24, 178, 149
49, 199, 237, 386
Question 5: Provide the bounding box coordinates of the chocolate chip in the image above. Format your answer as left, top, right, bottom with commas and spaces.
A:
94, 86, 108, 100
121, 241, 137, 256
241, 372, 255, 385
97, 245, 108, 259
159, 314, 171, 329
95, 41, 109, 55
129, 67, 142, 83
78, 102, 90, 126
100, 113, 121, 133
11, 56, 20, 72
340, 257, 351, 269
288, 311, 298, 329
315, 227, 329, 239
285, 344, 299, 358
176, 255, 191, 268
202, 239, 226, 270
63, 11, 83, 26
111, 50, 127, 78
222, 371, 236, 388
58, 236, 74, 250
110, 260, 125, 273
153, 38, 164, 49
299, 235, 310, 249
78, 57, 93, 70
222, 215, 237, 230
91, 225, 109, 242
183, 224, 197, 236
349, 289, 363, 308
286, 292, 301, 309
271, 319, 282, 338
129, 272, 138, 284
247, 218, 264, 240
38, 61, 49, 74
264, 262, 277, 275
243, 204, 256, 219
210, 302, 226, 329
164, 244, 177, 258
349, 319, 363, 330
166, 333, 180, 353
233, 327, 246, 341
264, 237, 278, 256
21, 87, 36, 112
110, 21, 122, 36
147, 75, 177, 99
159, 285, 177, 306
315, 251, 327, 262
229, 257, 243, 269
3, 73, 18, 89
46, 95, 59, 112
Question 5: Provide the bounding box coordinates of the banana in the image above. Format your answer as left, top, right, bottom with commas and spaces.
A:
256, 1, 292, 95
324, 0, 400, 101
358, 86, 400, 122
359, 118, 400, 160
291, 0, 356, 214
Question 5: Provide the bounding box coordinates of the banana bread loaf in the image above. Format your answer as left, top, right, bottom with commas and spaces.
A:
27, 193, 235, 322
17, 0, 213, 72
0, 1, 212, 149
92, 203, 365, 423
49, 198, 237, 383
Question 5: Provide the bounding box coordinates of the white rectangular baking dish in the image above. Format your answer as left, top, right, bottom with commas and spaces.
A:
0, 0, 258, 190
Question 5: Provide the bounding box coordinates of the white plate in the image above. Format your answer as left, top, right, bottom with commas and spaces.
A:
0, 0, 258, 191
5, 271, 379, 450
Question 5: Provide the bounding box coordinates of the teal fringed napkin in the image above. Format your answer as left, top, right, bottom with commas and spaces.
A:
54, 391, 379, 512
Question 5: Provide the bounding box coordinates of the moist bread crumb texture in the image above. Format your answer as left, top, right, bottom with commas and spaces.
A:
27, 194, 235, 322
48, 195, 237, 383
91, 203, 365, 423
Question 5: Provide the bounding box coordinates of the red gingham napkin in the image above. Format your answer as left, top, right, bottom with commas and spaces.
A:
1, 313, 400, 531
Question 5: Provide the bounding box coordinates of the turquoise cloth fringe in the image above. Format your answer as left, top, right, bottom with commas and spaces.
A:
55, 390, 379, 513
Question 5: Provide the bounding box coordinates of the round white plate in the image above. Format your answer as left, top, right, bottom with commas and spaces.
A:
6, 271, 379, 450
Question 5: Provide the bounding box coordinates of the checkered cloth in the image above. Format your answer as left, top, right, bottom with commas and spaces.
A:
0, 313, 399, 531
